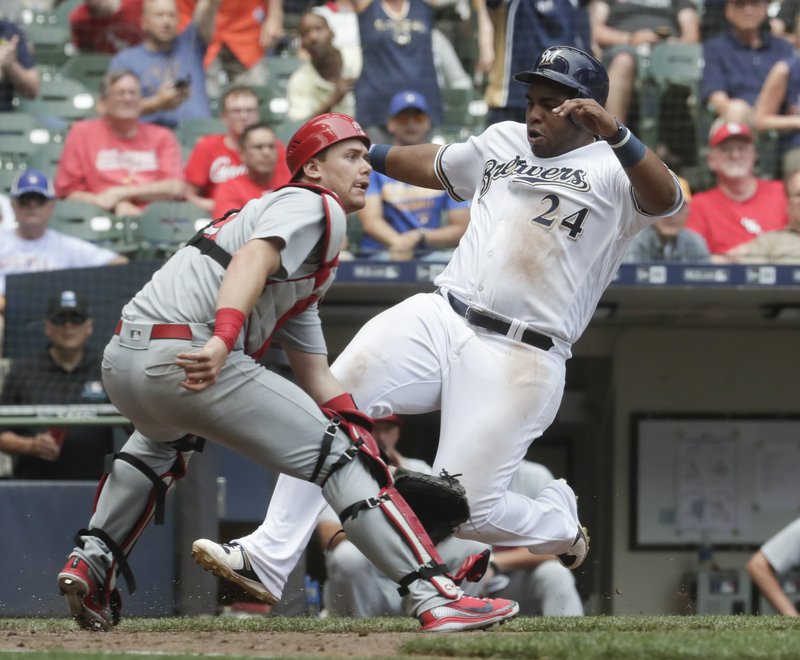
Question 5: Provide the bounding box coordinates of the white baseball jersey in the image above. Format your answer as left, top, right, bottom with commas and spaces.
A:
434, 121, 678, 345
0, 228, 120, 294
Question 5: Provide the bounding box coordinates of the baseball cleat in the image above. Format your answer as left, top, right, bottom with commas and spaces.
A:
557, 525, 590, 570
418, 595, 519, 633
57, 555, 120, 632
191, 539, 279, 605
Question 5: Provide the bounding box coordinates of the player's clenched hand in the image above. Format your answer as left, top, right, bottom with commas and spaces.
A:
175, 336, 229, 392
553, 99, 618, 140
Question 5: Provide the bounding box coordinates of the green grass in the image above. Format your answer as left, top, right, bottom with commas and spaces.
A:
2, 616, 800, 659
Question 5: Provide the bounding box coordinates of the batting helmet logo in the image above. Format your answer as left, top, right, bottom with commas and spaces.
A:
286, 113, 371, 181
514, 45, 609, 108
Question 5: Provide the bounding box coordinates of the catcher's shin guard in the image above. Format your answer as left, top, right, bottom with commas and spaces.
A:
339, 484, 458, 600
80, 434, 204, 595
313, 408, 392, 488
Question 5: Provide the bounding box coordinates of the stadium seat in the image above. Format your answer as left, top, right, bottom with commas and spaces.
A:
265, 54, 304, 97
60, 54, 113, 93
129, 201, 212, 258
176, 118, 226, 149
50, 200, 133, 253
18, 75, 97, 132
27, 142, 66, 178
21, 23, 74, 67
638, 43, 703, 154
0, 112, 53, 160
274, 118, 306, 145
439, 87, 486, 141
0, 164, 26, 195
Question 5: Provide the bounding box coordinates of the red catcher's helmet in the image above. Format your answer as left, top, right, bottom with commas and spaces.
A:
286, 113, 370, 180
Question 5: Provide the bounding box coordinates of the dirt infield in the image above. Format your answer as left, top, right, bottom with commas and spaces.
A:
0, 628, 420, 657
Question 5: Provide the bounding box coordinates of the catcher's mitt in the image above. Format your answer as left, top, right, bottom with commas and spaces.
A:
393, 467, 470, 544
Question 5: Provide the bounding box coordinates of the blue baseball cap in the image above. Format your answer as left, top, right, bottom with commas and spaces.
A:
388, 90, 430, 118
11, 168, 55, 199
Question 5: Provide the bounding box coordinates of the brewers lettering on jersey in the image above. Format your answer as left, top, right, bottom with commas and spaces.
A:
191, 46, 683, 608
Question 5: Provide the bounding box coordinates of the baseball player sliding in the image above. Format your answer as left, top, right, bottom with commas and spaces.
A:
193, 46, 684, 607
55, 113, 519, 633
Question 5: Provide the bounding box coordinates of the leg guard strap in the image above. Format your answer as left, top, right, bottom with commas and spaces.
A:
310, 420, 340, 484
170, 434, 205, 453
74, 527, 137, 595
114, 452, 170, 525
397, 561, 450, 597
341, 484, 458, 601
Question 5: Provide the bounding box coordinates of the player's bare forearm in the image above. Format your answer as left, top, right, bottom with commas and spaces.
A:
748, 551, 800, 616
282, 346, 346, 404
624, 150, 681, 216
384, 144, 444, 190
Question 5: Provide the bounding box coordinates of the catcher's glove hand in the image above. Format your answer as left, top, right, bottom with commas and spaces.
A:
393, 467, 470, 544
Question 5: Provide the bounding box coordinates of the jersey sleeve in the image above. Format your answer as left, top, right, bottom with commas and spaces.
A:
434, 137, 484, 203
248, 188, 328, 277
762, 518, 800, 574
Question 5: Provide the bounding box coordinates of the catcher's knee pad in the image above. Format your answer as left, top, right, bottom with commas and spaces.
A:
339, 485, 458, 600
87, 434, 204, 594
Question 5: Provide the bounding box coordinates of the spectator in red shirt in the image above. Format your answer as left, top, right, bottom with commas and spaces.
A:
55, 69, 184, 217
211, 121, 280, 218
687, 120, 787, 259
70, 0, 144, 54
184, 85, 290, 212
177, 0, 283, 94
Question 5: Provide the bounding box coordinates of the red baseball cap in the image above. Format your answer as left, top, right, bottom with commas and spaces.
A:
709, 122, 753, 147
375, 415, 402, 426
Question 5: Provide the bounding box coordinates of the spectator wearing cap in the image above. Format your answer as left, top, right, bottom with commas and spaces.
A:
754, 51, 800, 175
687, 120, 788, 260
356, 90, 469, 261
0, 169, 129, 313
623, 177, 711, 263
0, 291, 115, 480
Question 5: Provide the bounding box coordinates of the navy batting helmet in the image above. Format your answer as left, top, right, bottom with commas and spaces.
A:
514, 45, 609, 107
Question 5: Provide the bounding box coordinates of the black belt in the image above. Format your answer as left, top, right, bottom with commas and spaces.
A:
446, 293, 553, 351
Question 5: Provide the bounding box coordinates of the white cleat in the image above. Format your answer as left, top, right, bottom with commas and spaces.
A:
557, 525, 590, 570
192, 539, 278, 605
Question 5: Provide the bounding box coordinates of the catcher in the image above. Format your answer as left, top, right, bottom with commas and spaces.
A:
55, 114, 518, 633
